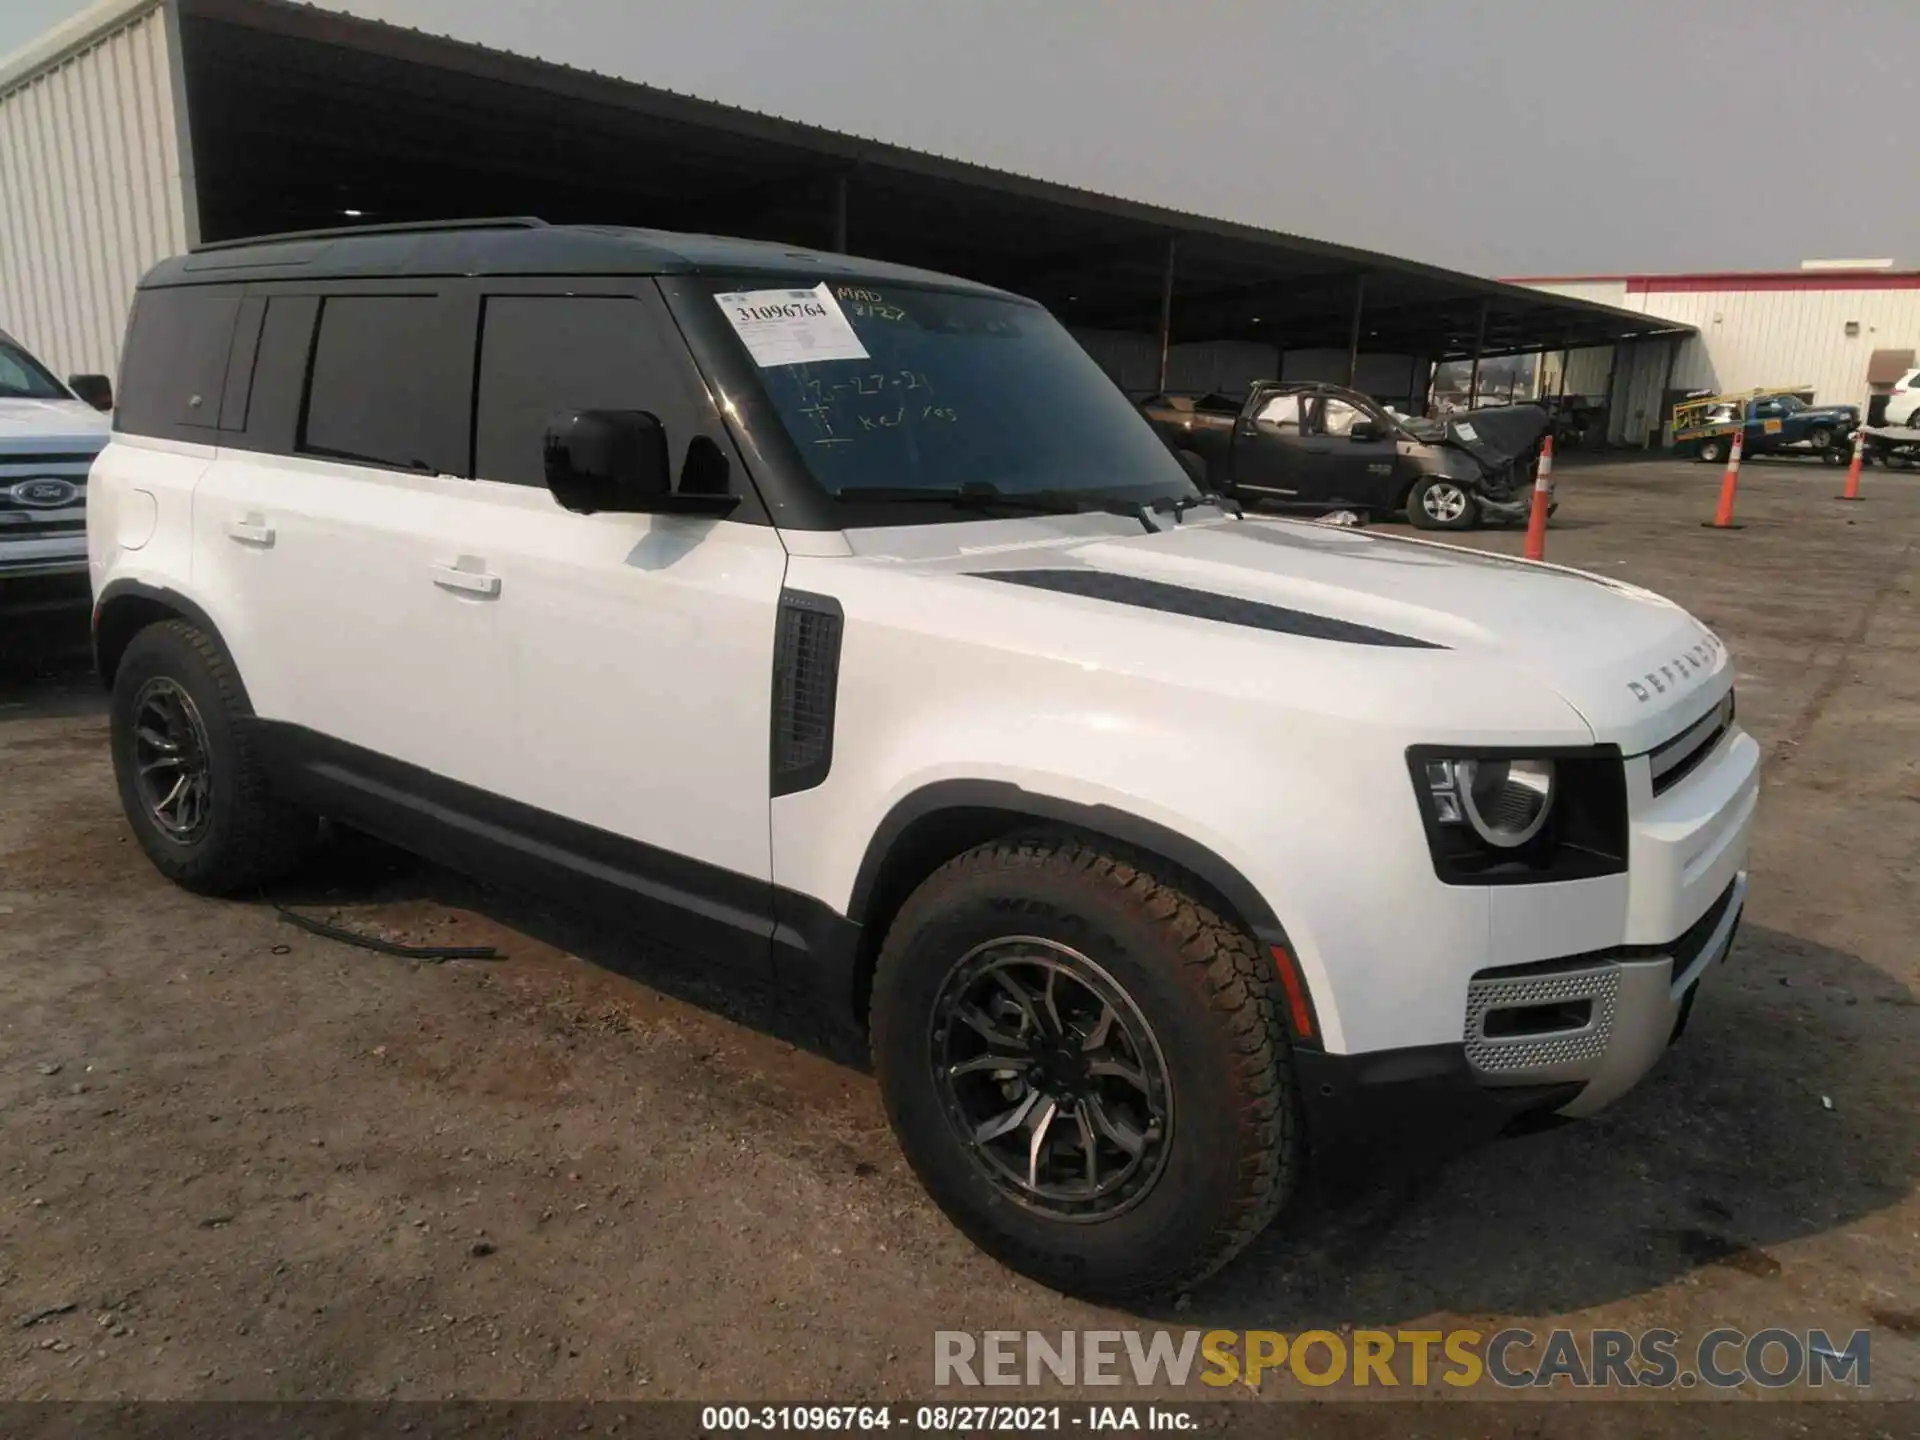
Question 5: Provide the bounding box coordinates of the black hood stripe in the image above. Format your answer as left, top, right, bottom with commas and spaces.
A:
971, 568, 1445, 649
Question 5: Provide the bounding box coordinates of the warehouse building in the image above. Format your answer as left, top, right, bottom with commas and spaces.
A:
1, 0, 1685, 409
1519, 267, 1920, 443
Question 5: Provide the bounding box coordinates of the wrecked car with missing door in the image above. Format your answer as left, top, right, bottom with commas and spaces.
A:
1144, 381, 1554, 530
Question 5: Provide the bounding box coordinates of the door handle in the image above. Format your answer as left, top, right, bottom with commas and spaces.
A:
430, 560, 501, 598
226, 516, 274, 547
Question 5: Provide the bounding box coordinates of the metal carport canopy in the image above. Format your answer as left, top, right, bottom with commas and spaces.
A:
171, 0, 1689, 362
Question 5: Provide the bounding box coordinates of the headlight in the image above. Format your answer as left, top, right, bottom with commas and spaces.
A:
1427, 757, 1556, 847
1408, 747, 1628, 885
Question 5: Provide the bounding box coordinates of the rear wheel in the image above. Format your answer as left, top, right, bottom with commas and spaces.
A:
109, 620, 316, 894
1406, 474, 1477, 530
869, 834, 1298, 1300
1697, 437, 1726, 464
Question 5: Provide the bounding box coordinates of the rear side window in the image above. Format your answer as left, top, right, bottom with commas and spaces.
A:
298, 296, 441, 471
474, 294, 699, 487
116, 287, 242, 438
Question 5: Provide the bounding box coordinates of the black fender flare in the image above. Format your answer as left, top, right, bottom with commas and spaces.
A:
849, 779, 1287, 942
91, 580, 253, 711
841, 779, 1317, 1041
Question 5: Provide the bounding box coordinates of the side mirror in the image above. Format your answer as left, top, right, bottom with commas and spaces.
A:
1348, 419, 1385, 441
1175, 449, 1209, 487
68, 374, 113, 412
542, 410, 738, 517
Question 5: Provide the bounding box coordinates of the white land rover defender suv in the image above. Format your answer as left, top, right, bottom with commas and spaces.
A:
1, 326, 113, 615
90, 220, 1758, 1299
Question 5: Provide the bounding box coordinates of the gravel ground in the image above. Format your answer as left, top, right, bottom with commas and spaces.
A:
0, 455, 1915, 1423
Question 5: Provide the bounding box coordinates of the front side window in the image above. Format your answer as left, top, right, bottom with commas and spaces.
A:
695, 278, 1194, 518
299, 296, 441, 471
1254, 393, 1303, 430
474, 296, 665, 487
1318, 397, 1366, 437
0, 336, 65, 399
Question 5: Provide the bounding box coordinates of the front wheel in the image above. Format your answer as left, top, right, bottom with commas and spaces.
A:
869, 835, 1299, 1300
1406, 474, 1478, 530
1808, 426, 1835, 451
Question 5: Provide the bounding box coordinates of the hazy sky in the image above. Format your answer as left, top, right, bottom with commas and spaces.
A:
5, 0, 1914, 276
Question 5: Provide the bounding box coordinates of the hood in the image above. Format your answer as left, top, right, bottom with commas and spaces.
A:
849, 514, 1729, 754
1393, 405, 1547, 473
1437, 404, 1550, 472
0, 397, 111, 447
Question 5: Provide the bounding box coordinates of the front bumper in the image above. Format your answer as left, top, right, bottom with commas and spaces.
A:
0, 550, 92, 618
1464, 869, 1744, 1117
1, 531, 89, 581
1293, 873, 1745, 1170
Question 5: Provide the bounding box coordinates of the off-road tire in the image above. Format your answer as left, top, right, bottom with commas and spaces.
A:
109, 620, 316, 894
1406, 474, 1477, 530
869, 833, 1299, 1300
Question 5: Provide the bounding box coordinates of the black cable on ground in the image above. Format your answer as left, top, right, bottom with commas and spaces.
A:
273, 905, 502, 962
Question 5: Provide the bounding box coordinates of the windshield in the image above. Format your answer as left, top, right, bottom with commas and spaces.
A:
703, 278, 1196, 509
0, 336, 68, 401
1772, 396, 1804, 412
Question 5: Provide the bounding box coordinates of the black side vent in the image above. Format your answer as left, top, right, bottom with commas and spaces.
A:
771, 589, 845, 797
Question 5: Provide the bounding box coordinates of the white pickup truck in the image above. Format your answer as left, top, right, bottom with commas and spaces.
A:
1, 326, 111, 615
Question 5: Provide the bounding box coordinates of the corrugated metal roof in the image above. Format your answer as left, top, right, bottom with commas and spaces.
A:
0, 0, 1698, 364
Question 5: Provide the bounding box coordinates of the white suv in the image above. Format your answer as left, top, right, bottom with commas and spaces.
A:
1885, 367, 1920, 429
89, 220, 1760, 1299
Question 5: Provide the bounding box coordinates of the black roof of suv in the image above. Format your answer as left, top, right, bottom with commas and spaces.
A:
141, 217, 1009, 294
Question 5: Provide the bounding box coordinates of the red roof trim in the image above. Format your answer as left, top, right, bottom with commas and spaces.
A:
1505, 271, 1920, 293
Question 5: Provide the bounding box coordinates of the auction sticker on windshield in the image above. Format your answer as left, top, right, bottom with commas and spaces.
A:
716, 283, 870, 368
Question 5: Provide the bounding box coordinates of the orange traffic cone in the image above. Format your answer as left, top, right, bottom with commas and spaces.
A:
1523, 435, 1553, 561
1702, 430, 1745, 530
1837, 426, 1866, 502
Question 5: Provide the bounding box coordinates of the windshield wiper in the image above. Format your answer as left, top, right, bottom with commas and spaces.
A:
1155, 492, 1243, 523
833, 484, 1158, 531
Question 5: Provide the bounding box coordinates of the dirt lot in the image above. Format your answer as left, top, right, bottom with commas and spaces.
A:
1, 455, 1916, 1415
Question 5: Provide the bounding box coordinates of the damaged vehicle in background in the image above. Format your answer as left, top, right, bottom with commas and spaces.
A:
1141, 381, 1552, 531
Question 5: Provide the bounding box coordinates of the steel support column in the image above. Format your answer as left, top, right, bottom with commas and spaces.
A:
1345, 273, 1367, 388
1156, 237, 1177, 394
1467, 300, 1489, 408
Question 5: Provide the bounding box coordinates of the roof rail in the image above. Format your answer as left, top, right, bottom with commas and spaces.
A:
190, 216, 550, 254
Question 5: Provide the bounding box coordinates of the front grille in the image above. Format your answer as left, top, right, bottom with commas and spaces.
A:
1648, 689, 1735, 796
0, 451, 98, 469
0, 517, 86, 537
1464, 965, 1620, 1073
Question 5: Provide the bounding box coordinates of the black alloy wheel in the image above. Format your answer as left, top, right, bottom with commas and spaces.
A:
930, 936, 1172, 1221
129, 676, 215, 843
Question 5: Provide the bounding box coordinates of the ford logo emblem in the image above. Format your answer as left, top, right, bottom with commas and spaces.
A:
8, 477, 79, 508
